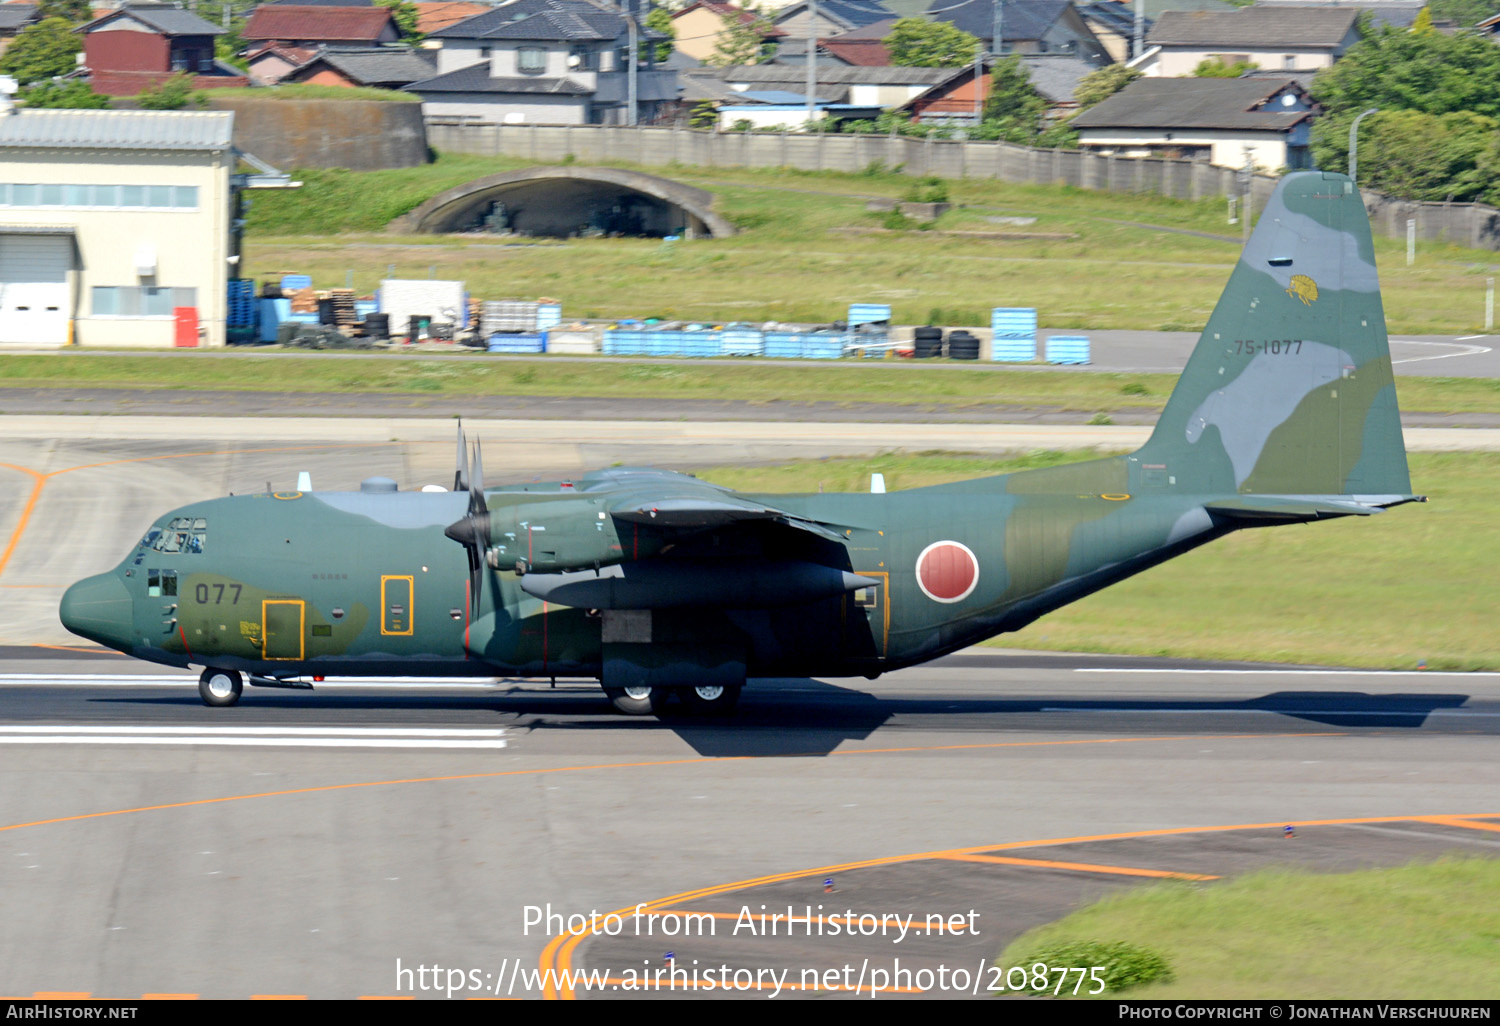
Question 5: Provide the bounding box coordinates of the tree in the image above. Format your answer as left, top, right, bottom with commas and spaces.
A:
374, 0, 422, 43
1311, 108, 1500, 203
21, 79, 109, 107
981, 53, 1047, 142
1073, 63, 1140, 110
1411, 7, 1436, 32
1194, 57, 1258, 77
886, 17, 980, 68
36, 0, 92, 23
1427, 0, 1500, 27
0, 17, 82, 86
705, 6, 776, 66
137, 71, 204, 110
1310, 26, 1500, 119
643, 5, 675, 64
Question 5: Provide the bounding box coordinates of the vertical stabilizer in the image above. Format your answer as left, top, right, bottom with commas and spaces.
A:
1132, 171, 1411, 499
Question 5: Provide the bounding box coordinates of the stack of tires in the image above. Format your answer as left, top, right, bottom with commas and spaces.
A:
948, 330, 981, 360
363, 313, 390, 340
913, 325, 944, 359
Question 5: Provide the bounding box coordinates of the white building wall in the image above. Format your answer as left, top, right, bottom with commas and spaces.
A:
1146, 47, 1336, 77
0, 147, 229, 348
1078, 129, 1291, 171
420, 94, 589, 122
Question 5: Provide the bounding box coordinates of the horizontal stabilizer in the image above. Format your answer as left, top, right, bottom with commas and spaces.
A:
1205, 494, 1423, 522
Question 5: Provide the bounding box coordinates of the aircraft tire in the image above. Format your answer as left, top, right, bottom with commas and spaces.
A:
679, 683, 742, 716
603, 685, 669, 716
199, 668, 243, 708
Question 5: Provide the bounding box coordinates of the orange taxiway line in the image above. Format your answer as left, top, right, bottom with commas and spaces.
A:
0, 464, 45, 580
541, 810, 1500, 999
139, 994, 198, 1000
1416, 815, 1500, 833
939, 852, 1218, 880
31, 992, 90, 1000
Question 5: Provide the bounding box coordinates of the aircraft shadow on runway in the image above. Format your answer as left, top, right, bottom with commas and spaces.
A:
83, 684, 1481, 759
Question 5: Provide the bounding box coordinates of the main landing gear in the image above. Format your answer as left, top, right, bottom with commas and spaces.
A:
603, 684, 742, 717
198, 667, 243, 707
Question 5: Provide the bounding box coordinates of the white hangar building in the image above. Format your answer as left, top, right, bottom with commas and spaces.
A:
0, 107, 234, 348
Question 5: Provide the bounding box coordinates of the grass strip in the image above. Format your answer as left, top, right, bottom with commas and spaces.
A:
995, 858, 1500, 999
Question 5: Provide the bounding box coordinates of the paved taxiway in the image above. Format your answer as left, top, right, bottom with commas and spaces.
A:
0, 648, 1496, 999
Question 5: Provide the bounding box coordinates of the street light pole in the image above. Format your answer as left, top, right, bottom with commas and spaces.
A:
805, 0, 818, 127
1348, 107, 1378, 182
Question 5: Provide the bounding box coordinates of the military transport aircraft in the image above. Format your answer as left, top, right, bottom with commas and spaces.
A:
60, 172, 1422, 716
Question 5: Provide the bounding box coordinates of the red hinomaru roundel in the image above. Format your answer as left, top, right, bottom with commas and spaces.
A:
915, 540, 979, 603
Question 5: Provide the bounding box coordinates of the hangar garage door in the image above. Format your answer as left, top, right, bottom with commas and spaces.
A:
0, 232, 72, 346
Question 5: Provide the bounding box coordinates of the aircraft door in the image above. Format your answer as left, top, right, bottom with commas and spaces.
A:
381, 575, 414, 635
262, 600, 304, 660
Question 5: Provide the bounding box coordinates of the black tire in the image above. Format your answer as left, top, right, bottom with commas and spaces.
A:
678, 684, 742, 716
913, 326, 942, 340
198, 668, 242, 708
603, 685, 670, 716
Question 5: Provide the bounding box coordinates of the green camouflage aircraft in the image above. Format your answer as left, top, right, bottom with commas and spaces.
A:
61, 172, 1422, 716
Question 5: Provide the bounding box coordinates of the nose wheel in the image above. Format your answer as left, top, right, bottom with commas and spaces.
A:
198, 668, 243, 708
679, 683, 741, 716
603, 684, 669, 716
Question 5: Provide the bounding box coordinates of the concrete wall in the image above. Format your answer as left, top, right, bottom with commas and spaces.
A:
208, 97, 429, 171
425, 122, 1500, 251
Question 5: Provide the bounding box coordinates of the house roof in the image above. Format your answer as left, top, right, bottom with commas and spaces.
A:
285, 45, 436, 85
413, 1, 488, 35
404, 60, 593, 93
0, 109, 234, 150
926, 0, 1072, 43
83, 3, 225, 37
818, 36, 892, 65
774, 0, 895, 31
430, 0, 658, 42
0, 4, 36, 33
707, 63, 953, 85
674, 1, 782, 33
1070, 76, 1314, 130
247, 42, 319, 65
270, 0, 373, 5
1020, 52, 1096, 102
243, 4, 395, 42
1146, 7, 1358, 47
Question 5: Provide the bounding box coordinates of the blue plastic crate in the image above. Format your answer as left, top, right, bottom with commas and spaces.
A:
602, 330, 651, 355
848, 303, 891, 328
537, 303, 562, 330
991, 307, 1038, 362
720, 328, 763, 356
280, 274, 312, 291
1045, 335, 1090, 365
487, 332, 546, 354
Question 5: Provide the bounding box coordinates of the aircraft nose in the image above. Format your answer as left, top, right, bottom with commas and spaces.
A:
60, 573, 133, 651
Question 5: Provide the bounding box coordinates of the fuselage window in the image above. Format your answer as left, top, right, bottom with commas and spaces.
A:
151, 517, 205, 553
161, 570, 177, 597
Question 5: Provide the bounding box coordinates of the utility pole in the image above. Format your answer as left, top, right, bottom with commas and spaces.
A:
625, 0, 639, 126
972, 43, 982, 125
805, 0, 818, 127
1132, 0, 1142, 59
1347, 107, 1378, 182
991, 0, 1003, 59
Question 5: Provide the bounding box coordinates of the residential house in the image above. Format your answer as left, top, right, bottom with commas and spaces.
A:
816, 18, 896, 65
0, 3, 36, 58
925, 0, 1111, 64
1070, 75, 1316, 170
672, 1, 785, 63
242, 3, 399, 50
772, 0, 895, 42
695, 62, 955, 107
1138, 6, 1359, 77
246, 43, 319, 84
78, 2, 249, 97
408, 0, 676, 124
281, 45, 437, 88
413, 2, 489, 38
902, 52, 1096, 123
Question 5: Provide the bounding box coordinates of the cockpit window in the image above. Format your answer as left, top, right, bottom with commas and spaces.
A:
150, 516, 205, 554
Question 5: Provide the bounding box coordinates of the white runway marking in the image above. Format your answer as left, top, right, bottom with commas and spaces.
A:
1388, 339, 1492, 365
1074, 668, 1500, 677
0, 725, 507, 749
0, 675, 516, 688
1039, 707, 1492, 717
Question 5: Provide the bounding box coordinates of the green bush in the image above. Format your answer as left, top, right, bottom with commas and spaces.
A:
1000, 940, 1172, 997
903, 175, 949, 204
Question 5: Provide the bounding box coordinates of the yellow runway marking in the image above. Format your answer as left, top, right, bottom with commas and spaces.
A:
1416, 815, 1500, 833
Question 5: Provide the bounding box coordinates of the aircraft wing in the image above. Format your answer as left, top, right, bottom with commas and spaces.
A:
589, 468, 850, 541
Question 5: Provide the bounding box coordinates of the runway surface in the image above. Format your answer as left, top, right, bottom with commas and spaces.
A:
0, 648, 1496, 999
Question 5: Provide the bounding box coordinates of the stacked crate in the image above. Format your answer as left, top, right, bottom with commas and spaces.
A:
991, 308, 1038, 361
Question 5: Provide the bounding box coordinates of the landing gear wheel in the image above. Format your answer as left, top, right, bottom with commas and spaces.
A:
198, 668, 243, 708
603, 685, 669, 716
679, 683, 742, 716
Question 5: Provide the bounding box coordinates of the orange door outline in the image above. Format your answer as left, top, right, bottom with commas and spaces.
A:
381, 575, 414, 636
261, 599, 305, 661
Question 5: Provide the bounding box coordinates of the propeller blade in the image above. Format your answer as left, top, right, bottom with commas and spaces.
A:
470, 440, 486, 516
454, 419, 467, 492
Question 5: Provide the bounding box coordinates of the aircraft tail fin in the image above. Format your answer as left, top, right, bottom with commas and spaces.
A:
1130, 171, 1413, 500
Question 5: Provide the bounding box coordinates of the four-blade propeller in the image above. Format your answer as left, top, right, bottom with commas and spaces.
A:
443, 422, 492, 615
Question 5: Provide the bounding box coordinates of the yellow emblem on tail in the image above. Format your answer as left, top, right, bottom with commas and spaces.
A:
1285, 274, 1319, 306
